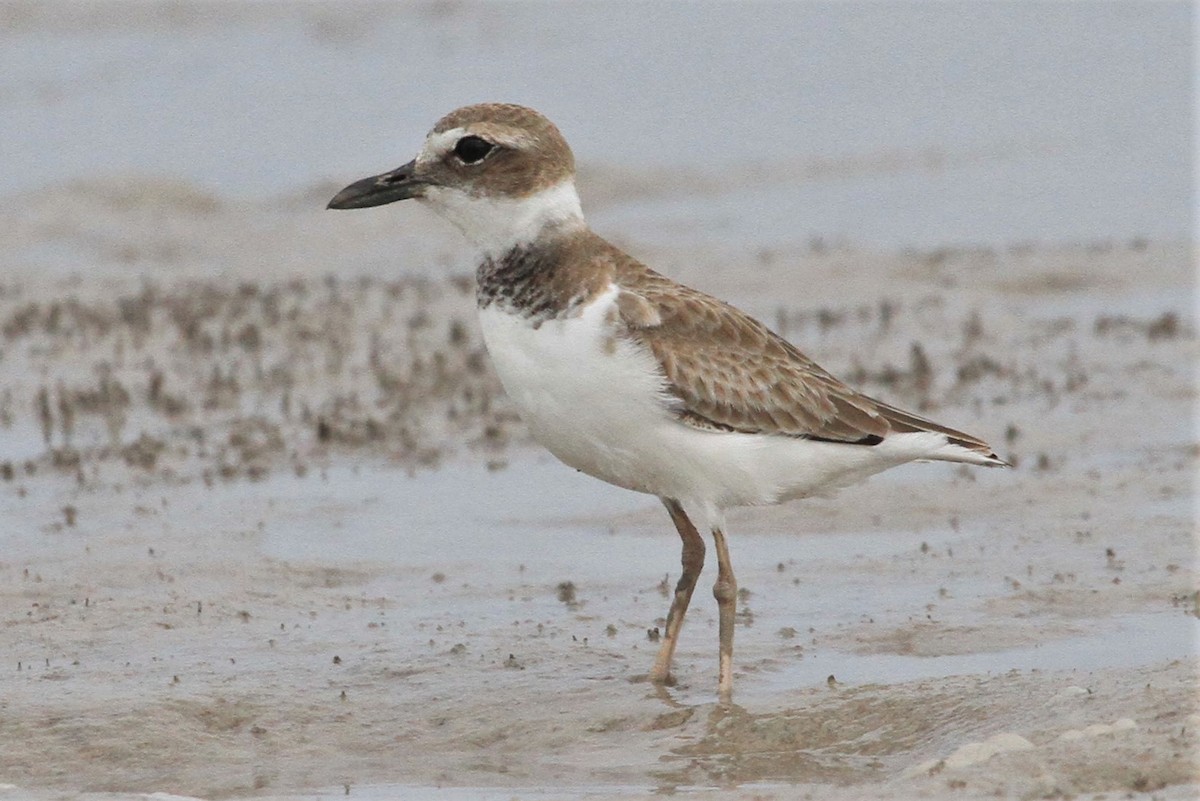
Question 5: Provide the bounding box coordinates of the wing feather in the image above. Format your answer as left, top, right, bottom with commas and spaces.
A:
607, 257, 996, 457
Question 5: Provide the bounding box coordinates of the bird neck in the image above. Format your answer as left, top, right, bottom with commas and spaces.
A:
431, 179, 585, 262
475, 226, 609, 325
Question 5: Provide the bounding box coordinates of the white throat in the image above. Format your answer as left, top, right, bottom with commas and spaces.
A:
421, 180, 585, 258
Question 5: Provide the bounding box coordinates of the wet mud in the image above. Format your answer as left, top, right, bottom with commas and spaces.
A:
0, 190, 1195, 799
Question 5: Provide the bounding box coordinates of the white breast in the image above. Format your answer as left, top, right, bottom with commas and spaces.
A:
477, 284, 676, 495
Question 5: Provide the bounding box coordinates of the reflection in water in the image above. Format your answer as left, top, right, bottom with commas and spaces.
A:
654, 687, 988, 788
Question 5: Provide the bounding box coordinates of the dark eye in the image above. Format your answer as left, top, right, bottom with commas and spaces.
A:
453, 135, 494, 164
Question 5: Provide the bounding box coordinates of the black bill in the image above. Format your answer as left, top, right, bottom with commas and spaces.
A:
327, 159, 424, 210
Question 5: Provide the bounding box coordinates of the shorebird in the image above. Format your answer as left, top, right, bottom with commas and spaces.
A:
328, 103, 1007, 700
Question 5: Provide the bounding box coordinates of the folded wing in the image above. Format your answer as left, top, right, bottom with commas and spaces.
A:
613, 266, 1002, 463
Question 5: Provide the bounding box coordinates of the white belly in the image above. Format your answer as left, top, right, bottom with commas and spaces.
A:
478, 286, 956, 512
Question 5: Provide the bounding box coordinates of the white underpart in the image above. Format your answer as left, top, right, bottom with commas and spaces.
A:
478, 282, 971, 533
416, 127, 584, 258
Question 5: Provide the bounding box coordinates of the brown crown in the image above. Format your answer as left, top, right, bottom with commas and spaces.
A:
426, 103, 576, 197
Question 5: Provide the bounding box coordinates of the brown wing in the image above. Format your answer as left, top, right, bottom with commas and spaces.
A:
609, 254, 997, 455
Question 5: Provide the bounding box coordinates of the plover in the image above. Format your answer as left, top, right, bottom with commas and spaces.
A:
328, 103, 1007, 700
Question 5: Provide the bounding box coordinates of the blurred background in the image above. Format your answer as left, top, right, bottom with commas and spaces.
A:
1, 0, 1192, 253
1, 6, 1196, 797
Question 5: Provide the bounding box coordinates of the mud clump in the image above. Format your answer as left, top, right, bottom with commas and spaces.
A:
1, 276, 513, 484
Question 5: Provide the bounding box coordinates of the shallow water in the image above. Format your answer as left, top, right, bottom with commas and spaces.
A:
757, 612, 1200, 690
256, 454, 1197, 697
1, 2, 1190, 249
259, 782, 708, 801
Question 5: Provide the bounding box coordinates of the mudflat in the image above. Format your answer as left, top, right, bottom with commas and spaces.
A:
0, 174, 1195, 799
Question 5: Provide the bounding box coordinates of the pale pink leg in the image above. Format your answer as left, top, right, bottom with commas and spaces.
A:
711, 526, 737, 702
649, 498, 705, 686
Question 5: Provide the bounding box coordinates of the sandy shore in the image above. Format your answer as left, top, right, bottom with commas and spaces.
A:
0, 178, 1196, 800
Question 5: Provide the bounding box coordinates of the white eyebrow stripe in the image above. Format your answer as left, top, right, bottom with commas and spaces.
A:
418, 127, 467, 165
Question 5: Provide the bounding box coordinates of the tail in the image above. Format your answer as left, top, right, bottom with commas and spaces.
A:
875, 400, 1010, 468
